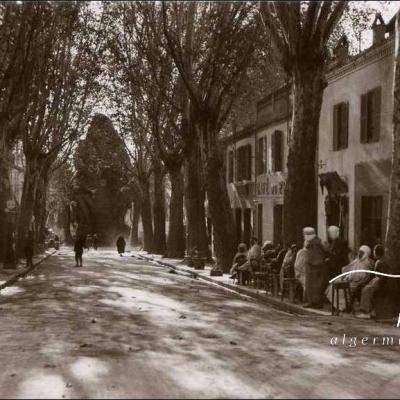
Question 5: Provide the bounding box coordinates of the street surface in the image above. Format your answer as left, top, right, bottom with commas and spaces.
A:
1, 248, 400, 399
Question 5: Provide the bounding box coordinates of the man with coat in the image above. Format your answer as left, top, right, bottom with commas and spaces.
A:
325, 225, 349, 281
302, 227, 328, 309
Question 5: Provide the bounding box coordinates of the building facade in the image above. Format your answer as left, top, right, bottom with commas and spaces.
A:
224, 86, 290, 247
224, 15, 395, 252
317, 21, 394, 251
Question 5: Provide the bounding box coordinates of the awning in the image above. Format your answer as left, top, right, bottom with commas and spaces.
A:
319, 171, 348, 195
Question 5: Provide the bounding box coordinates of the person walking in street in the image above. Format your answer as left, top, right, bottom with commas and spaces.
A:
302, 227, 328, 309
93, 233, 98, 250
86, 234, 93, 250
116, 235, 126, 256
24, 231, 34, 268
74, 235, 86, 267
325, 225, 350, 281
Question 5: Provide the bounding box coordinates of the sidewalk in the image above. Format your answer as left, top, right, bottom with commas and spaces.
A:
132, 251, 399, 325
0, 249, 57, 291
131, 251, 333, 318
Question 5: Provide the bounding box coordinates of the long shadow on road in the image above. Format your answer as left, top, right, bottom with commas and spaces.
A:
1, 248, 400, 399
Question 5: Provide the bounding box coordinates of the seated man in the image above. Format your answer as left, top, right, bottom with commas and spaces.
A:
230, 243, 248, 280
238, 258, 259, 285
326, 245, 374, 312
358, 245, 388, 319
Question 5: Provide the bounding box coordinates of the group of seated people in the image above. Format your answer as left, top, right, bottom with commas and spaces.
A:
229, 225, 389, 319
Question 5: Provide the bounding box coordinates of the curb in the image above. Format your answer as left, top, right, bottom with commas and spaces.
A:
0, 250, 57, 292
133, 252, 330, 318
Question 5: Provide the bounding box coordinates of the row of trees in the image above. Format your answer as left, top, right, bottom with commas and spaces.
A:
2, 2, 399, 279
0, 2, 102, 265
98, 2, 397, 273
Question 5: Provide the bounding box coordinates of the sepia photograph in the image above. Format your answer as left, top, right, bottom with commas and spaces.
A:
1, 1, 400, 398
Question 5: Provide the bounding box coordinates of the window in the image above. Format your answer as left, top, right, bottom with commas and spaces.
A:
257, 136, 267, 175
360, 87, 381, 143
361, 196, 383, 248
333, 102, 349, 151
227, 150, 234, 183
271, 130, 283, 172
236, 144, 252, 181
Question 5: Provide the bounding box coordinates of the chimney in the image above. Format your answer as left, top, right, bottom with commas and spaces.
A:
372, 13, 386, 45
333, 35, 349, 62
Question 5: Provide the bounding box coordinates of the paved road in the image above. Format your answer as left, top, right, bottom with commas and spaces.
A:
1, 248, 400, 399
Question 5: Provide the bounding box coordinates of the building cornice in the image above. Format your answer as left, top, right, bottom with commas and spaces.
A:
326, 37, 394, 83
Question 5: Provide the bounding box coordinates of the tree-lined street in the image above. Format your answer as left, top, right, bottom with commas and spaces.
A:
1, 250, 400, 399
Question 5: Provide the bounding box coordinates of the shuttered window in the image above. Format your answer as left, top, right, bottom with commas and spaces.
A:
361, 196, 383, 249
360, 87, 381, 143
257, 136, 267, 175
333, 102, 349, 151
237, 144, 252, 181
227, 150, 234, 183
272, 130, 283, 172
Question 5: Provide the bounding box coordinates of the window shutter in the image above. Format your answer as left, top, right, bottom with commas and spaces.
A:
372, 86, 381, 141
333, 104, 339, 150
275, 131, 283, 172
235, 148, 239, 181
264, 136, 268, 173
360, 94, 368, 143
271, 132, 276, 172
341, 102, 349, 149
247, 144, 252, 180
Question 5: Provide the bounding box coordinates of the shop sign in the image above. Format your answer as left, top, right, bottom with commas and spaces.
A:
256, 177, 286, 197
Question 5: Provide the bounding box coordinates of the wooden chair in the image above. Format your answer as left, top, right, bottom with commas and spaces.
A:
331, 281, 352, 315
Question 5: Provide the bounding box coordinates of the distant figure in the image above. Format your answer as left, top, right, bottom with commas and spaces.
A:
74, 236, 86, 267
93, 233, 98, 250
86, 234, 94, 250
116, 236, 126, 256
24, 231, 34, 268
54, 234, 60, 250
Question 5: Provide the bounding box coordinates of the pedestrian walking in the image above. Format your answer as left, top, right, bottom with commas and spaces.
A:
74, 235, 86, 267
116, 235, 126, 256
24, 231, 34, 268
93, 233, 98, 250
86, 234, 94, 250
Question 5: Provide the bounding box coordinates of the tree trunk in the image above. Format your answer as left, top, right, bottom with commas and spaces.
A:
152, 162, 166, 254
33, 172, 49, 247
16, 155, 40, 257
63, 203, 73, 245
0, 142, 12, 264
283, 65, 326, 247
130, 199, 141, 247
378, 14, 400, 319
140, 180, 153, 252
386, 15, 400, 273
184, 137, 209, 258
199, 120, 236, 272
166, 162, 185, 259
